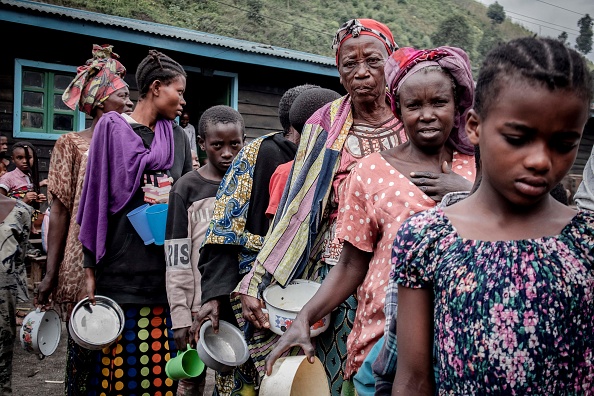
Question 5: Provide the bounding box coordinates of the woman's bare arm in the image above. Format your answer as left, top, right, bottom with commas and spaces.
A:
264, 241, 372, 374
36, 197, 69, 305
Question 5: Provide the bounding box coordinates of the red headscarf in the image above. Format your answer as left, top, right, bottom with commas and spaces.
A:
62, 44, 127, 116
332, 19, 398, 65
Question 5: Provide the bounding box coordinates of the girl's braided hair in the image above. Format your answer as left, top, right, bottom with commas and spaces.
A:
475, 36, 592, 119
135, 49, 187, 98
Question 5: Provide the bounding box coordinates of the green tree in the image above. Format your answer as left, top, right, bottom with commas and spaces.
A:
477, 27, 501, 61
486, 1, 505, 25
576, 14, 593, 55
247, 0, 264, 24
431, 14, 475, 51
558, 31, 568, 45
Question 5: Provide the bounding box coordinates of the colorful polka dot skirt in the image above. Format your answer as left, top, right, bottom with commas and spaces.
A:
87, 304, 178, 396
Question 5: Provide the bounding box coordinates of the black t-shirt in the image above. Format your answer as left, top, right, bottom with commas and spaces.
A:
84, 122, 192, 305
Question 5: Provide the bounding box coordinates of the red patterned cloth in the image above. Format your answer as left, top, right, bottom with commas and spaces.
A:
62, 44, 127, 115
332, 18, 398, 65
385, 46, 476, 155
337, 151, 475, 376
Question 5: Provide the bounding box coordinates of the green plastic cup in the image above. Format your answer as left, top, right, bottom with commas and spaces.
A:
165, 344, 205, 380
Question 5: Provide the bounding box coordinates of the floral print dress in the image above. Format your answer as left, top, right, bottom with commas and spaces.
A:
394, 207, 594, 395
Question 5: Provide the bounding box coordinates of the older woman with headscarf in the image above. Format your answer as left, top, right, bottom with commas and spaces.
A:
35, 44, 133, 394
266, 45, 476, 395
236, 19, 473, 395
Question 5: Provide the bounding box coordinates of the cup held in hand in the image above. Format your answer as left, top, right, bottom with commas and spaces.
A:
127, 204, 154, 245
145, 203, 168, 245
165, 344, 205, 380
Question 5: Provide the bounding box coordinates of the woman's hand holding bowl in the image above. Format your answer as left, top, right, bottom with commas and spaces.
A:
264, 314, 315, 376
239, 294, 270, 330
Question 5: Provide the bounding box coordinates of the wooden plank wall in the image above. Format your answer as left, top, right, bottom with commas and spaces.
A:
238, 85, 284, 141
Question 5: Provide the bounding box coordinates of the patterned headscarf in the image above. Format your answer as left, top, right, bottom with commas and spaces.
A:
385, 46, 475, 155
332, 19, 397, 66
62, 44, 127, 116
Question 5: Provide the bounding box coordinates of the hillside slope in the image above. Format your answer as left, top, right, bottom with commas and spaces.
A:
42, 0, 537, 73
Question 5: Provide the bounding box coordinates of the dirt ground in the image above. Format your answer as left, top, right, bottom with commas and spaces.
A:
12, 298, 215, 395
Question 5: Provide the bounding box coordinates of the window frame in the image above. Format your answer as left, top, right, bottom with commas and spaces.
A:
213, 70, 239, 109
13, 58, 85, 140
182, 66, 238, 109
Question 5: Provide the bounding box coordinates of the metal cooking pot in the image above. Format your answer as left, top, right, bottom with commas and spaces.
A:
69, 296, 125, 350
262, 279, 330, 337
20, 307, 61, 359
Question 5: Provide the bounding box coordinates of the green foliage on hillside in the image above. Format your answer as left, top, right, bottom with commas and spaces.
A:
42, 0, 563, 74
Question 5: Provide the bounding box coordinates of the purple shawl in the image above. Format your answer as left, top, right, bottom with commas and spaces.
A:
77, 111, 174, 264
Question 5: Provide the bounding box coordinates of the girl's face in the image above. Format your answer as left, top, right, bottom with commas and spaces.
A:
102, 86, 134, 115
398, 70, 455, 152
0, 136, 8, 155
154, 75, 187, 121
466, 81, 589, 207
12, 147, 34, 172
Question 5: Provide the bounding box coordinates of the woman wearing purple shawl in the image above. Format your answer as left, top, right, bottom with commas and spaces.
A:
77, 49, 192, 395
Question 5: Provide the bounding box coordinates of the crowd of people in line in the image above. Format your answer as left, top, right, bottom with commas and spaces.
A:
0, 15, 593, 396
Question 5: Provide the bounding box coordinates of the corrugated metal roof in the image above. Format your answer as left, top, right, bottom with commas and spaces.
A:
1, 0, 336, 67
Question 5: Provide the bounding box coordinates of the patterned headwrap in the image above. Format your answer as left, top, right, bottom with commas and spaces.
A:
385, 46, 475, 155
332, 18, 398, 66
62, 44, 127, 116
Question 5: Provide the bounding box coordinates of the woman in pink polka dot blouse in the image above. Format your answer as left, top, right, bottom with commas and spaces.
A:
265, 46, 476, 394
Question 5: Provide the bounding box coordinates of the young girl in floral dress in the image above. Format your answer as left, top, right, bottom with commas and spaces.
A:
390, 37, 594, 395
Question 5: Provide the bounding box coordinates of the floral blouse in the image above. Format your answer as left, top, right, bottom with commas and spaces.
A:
393, 207, 594, 395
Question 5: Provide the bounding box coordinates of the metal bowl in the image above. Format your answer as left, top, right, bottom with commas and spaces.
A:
197, 320, 249, 372
260, 356, 330, 396
69, 295, 125, 350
